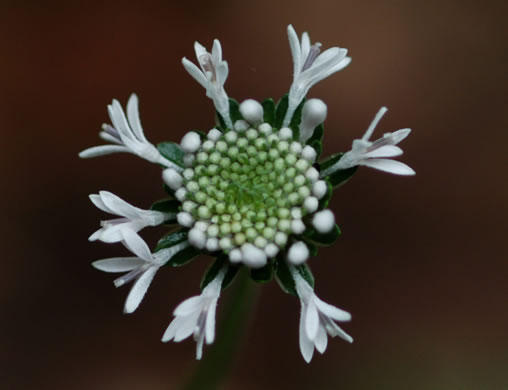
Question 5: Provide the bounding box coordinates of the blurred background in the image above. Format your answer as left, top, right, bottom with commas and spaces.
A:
1, 0, 507, 389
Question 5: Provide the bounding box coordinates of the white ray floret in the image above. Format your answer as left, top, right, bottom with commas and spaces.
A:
321, 107, 415, 177
79, 94, 180, 170
182, 40, 232, 129
89, 191, 173, 243
283, 25, 351, 127
162, 264, 228, 359
92, 230, 189, 314
290, 266, 353, 363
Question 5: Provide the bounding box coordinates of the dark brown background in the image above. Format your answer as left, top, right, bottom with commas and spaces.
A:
2, 0, 507, 389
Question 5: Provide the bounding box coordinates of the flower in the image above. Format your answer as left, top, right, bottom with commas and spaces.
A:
182, 40, 232, 128
284, 25, 351, 128
162, 265, 227, 359
291, 266, 353, 363
92, 230, 189, 313
320, 107, 415, 176
83, 25, 415, 362
79, 94, 179, 170
88, 191, 174, 243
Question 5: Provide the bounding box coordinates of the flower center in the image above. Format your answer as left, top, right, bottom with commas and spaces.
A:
181, 124, 315, 254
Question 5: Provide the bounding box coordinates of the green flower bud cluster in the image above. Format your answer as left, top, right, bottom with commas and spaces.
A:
180, 124, 318, 254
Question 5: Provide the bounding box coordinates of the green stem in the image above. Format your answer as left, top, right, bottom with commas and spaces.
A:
181, 268, 258, 390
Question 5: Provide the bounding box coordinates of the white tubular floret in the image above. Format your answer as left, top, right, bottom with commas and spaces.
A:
239, 99, 264, 125
312, 209, 335, 233
299, 99, 327, 142
287, 241, 309, 265
180, 131, 202, 153
162, 168, 183, 190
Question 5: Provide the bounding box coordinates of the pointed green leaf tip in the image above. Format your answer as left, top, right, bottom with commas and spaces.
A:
157, 142, 185, 168
319, 153, 357, 188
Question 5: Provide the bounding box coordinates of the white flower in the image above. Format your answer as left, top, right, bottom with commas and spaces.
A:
291, 266, 353, 363
182, 40, 232, 129
92, 230, 189, 313
321, 107, 415, 177
79, 94, 180, 170
162, 265, 227, 359
88, 191, 174, 243
284, 25, 351, 128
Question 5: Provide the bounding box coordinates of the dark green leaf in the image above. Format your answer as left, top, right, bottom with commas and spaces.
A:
319, 153, 357, 188
274, 94, 288, 129
168, 246, 200, 267
310, 140, 322, 159
307, 242, 319, 257
250, 263, 274, 284
306, 123, 324, 145
296, 263, 315, 288
288, 98, 306, 140
155, 230, 188, 252
157, 142, 185, 168
222, 264, 239, 290
229, 98, 242, 124
274, 256, 296, 295
200, 256, 239, 291
215, 110, 226, 131
318, 180, 333, 209
261, 98, 275, 125
162, 183, 176, 198
150, 199, 180, 214
274, 257, 315, 296
303, 224, 341, 246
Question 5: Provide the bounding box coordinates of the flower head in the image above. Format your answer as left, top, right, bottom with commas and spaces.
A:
83, 25, 414, 362
79, 94, 180, 170
88, 191, 175, 243
162, 265, 227, 359
284, 25, 351, 127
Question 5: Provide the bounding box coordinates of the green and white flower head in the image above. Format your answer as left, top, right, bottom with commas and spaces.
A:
81, 25, 414, 362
